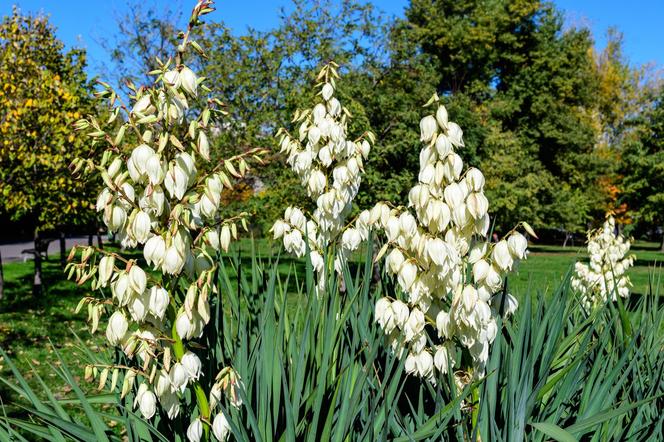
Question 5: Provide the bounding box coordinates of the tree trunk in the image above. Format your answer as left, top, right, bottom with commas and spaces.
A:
660, 234, 664, 253
97, 232, 103, 249
562, 232, 570, 248
88, 234, 93, 246
33, 231, 42, 297
60, 231, 66, 267
0, 248, 4, 301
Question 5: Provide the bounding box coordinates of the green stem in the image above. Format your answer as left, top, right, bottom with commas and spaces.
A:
471, 385, 480, 439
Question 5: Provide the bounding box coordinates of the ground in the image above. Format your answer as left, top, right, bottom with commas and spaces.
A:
0, 239, 662, 407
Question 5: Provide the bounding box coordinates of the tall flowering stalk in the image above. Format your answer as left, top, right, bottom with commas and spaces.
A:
369, 95, 533, 382
571, 216, 635, 307
271, 62, 375, 294
66, 2, 264, 439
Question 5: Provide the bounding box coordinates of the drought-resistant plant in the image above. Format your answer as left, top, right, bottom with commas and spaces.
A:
271, 62, 375, 295
368, 95, 533, 382
571, 215, 635, 307
65, 1, 265, 439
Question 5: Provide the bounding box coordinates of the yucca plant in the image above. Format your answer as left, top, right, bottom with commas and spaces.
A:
477, 271, 664, 442
211, 237, 477, 441
0, 239, 471, 441
1, 245, 663, 441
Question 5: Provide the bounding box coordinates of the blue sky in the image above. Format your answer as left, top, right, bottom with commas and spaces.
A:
1, 0, 661, 77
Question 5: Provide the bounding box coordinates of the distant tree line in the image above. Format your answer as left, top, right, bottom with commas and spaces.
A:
1, 0, 662, 253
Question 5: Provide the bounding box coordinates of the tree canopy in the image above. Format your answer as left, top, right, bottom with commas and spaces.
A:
0, 9, 95, 234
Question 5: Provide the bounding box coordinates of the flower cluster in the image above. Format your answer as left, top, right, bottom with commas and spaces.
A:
370, 95, 531, 381
271, 62, 374, 294
571, 216, 635, 307
68, 2, 262, 439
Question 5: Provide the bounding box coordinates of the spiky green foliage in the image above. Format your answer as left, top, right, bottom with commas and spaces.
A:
1, 245, 663, 441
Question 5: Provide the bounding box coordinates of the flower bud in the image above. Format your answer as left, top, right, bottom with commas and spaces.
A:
187, 418, 203, 442
106, 311, 128, 345
198, 131, 209, 160
107, 157, 122, 179
435, 105, 449, 129
220, 225, 231, 252
98, 255, 115, 287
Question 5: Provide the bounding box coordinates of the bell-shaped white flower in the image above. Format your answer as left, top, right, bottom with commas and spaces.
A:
170, 362, 189, 393
181, 351, 202, 381
213, 413, 231, 441
137, 385, 157, 419
419, 115, 437, 143
492, 240, 513, 271
186, 418, 203, 442
128, 265, 147, 294
148, 286, 169, 320
507, 232, 528, 259
106, 311, 128, 345
180, 66, 198, 97
163, 246, 185, 275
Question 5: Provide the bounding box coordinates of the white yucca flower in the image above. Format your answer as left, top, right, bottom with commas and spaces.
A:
67, 0, 257, 433
368, 94, 532, 382
571, 216, 635, 307
271, 61, 375, 295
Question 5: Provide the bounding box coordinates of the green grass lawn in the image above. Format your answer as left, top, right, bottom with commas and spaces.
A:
508, 240, 664, 298
1, 238, 662, 407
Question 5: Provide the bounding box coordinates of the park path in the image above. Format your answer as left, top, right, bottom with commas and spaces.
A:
0, 237, 94, 263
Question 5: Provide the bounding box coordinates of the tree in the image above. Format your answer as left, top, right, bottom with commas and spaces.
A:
621, 87, 664, 250
0, 9, 94, 294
